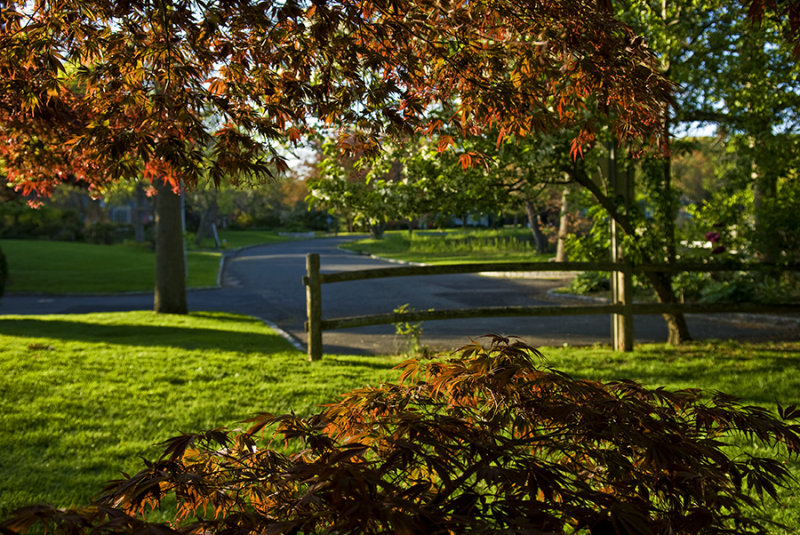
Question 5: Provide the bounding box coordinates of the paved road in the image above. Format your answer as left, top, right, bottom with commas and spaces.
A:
1, 236, 798, 354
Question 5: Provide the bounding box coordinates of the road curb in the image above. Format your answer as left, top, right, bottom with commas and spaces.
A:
258, 317, 307, 353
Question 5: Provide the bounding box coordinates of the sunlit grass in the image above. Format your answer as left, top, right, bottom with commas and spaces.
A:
190, 229, 294, 250
340, 228, 553, 264
0, 311, 404, 516
0, 240, 220, 293
1, 312, 798, 531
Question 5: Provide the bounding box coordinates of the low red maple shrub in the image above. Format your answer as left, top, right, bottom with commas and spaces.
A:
4, 336, 800, 534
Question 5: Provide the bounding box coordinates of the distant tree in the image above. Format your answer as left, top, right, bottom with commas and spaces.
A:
672, 2, 800, 263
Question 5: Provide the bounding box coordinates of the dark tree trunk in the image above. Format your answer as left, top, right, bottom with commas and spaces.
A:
154, 180, 187, 314
753, 167, 780, 264
654, 140, 690, 343
645, 271, 692, 345
524, 199, 547, 254
370, 222, 385, 239
194, 191, 220, 247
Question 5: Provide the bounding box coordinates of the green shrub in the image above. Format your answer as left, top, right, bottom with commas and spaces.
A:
568, 270, 610, 294
0, 203, 83, 241
83, 222, 115, 244
672, 271, 797, 304
5, 337, 799, 535
0, 247, 7, 296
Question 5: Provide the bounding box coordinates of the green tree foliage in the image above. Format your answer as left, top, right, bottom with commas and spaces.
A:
308, 138, 401, 237
5, 336, 800, 534
674, 2, 800, 263
560, 0, 800, 342
308, 134, 511, 236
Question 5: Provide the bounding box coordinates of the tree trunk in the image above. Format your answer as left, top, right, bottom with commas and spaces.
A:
369, 221, 385, 239
645, 271, 692, 345
154, 180, 187, 314
657, 118, 691, 343
653, 136, 690, 343
572, 164, 692, 344
134, 183, 147, 243
555, 183, 570, 262
661, 155, 677, 263
194, 191, 220, 247
753, 161, 780, 264
524, 199, 547, 254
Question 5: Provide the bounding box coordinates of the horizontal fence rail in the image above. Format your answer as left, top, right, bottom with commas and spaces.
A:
303, 253, 800, 360
321, 304, 626, 331
314, 262, 619, 284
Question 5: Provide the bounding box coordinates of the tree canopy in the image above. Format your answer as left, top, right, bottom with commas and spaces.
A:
0, 0, 674, 200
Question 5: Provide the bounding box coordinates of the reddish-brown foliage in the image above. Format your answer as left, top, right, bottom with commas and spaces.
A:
1, 0, 674, 198
4, 336, 799, 534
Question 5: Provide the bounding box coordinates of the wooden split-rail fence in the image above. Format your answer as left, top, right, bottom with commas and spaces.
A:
303, 253, 799, 361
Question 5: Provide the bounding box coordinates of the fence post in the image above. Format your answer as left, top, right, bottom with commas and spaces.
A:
611, 260, 634, 351
608, 138, 634, 351
305, 253, 323, 361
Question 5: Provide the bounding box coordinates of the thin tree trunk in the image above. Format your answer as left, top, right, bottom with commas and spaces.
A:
134, 183, 147, 243
662, 155, 677, 263
555, 183, 570, 262
656, 115, 690, 343
647, 271, 691, 345
194, 191, 220, 247
524, 199, 547, 254
154, 180, 187, 314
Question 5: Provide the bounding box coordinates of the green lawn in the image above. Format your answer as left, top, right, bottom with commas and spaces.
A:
190, 229, 294, 250
340, 228, 553, 264
1, 311, 799, 529
0, 311, 405, 517
0, 230, 292, 294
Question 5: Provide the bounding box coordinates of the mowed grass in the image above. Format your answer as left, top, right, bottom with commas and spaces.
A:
0, 230, 292, 294
190, 229, 294, 251
0, 240, 219, 293
0, 311, 405, 517
1, 311, 799, 528
340, 228, 553, 264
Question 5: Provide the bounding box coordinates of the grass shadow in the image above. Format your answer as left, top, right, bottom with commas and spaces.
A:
0, 313, 296, 353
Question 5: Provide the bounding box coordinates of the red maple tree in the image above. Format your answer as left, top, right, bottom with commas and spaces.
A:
1, 0, 675, 310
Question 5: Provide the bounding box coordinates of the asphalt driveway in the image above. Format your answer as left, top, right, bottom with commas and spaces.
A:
1, 236, 798, 355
